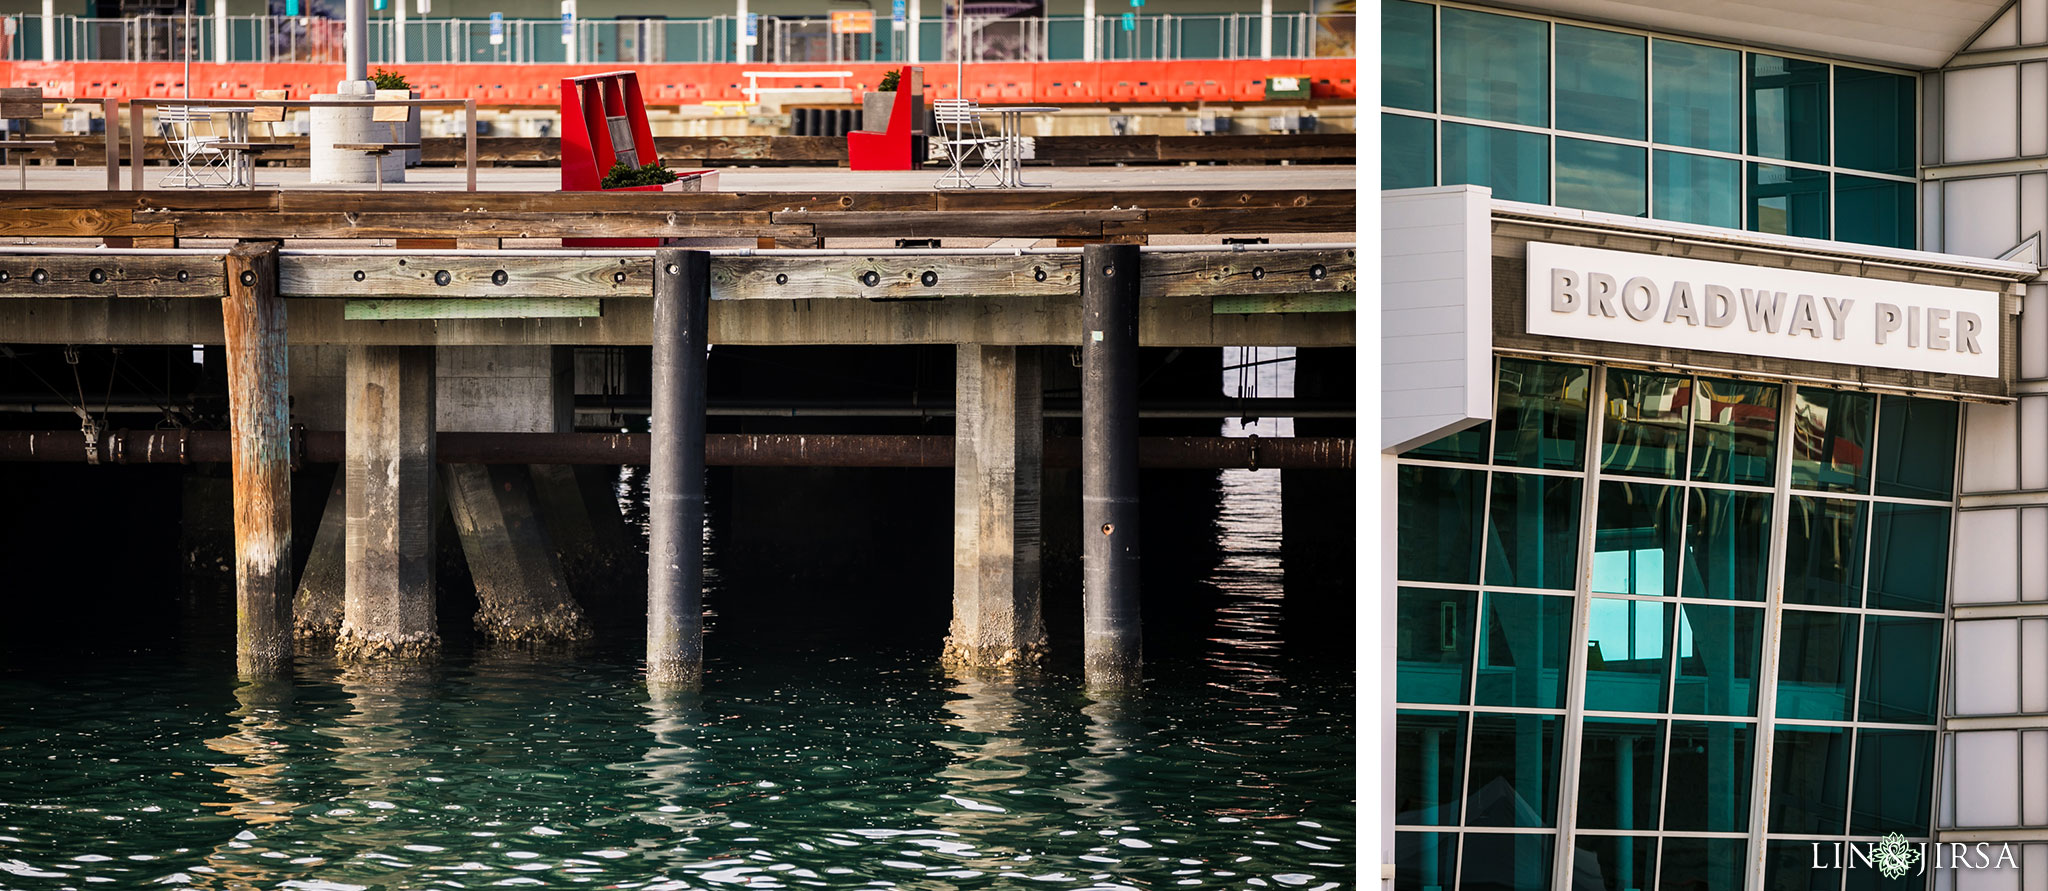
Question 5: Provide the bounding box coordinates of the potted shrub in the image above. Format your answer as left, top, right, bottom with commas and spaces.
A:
862, 68, 900, 132
599, 161, 697, 192
370, 68, 422, 167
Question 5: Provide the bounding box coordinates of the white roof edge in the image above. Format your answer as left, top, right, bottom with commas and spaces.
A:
1487, 198, 2041, 280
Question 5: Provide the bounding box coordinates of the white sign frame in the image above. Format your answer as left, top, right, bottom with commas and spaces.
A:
1525, 242, 2003, 379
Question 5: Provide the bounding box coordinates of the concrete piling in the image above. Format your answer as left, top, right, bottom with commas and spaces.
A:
293, 473, 347, 640
444, 462, 593, 645
647, 249, 711, 690
943, 344, 1047, 670
222, 241, 294, 678
339, 345, 441, 662
1081, 244, 1142, 691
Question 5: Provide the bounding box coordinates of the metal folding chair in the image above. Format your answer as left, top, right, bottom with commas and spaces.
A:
157, 107, 233, 188
932, 99, 1001, 190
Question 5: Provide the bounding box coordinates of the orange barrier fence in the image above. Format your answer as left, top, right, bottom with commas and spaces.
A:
0, 59, 1354, 107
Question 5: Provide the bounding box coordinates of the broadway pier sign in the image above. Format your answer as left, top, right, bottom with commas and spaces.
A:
1526, 242, 2002, 379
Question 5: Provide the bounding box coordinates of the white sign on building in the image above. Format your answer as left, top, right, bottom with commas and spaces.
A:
1525, 242, 2003, 379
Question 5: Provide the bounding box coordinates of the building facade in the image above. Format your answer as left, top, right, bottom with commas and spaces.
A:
1383, 1, 2048, 889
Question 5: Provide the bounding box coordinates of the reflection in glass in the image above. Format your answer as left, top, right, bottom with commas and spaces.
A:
1406, 421, 1488, 463
1672, 603, 1763, 716
1475, 592, 1572, 709
1749, 162, 1829, 238
1852, 729, 1935, 837
1784, 496, 1867, 607
1749, 53, 1830, 164
1385, 113, 1437, 191
1769, 724, 1851, 834
1574, 835, 1656, 891
1461, 832, 1554, 891
1397, 710, 1465, 826
1398, 465, 1485, 584
1585, 598, 1671, 713
1556, 138, 1647, 217
1602, 370, 1691, 478
1443, 122, 1550, 205
1867, 503, 1950, 612
1577, 718, 1662, 831
1778, 610, 1861, 721
1684, 489, 1771, 602
1875, 395, 1959, 500
1660, 837, 1748, 891
1834, 66, 1915, 176
1485, 473, 1582, 590
1859, 616, 1941, 724
1691, 377, 1780, 486
1495, 359, 1591, 470
1652, 150, 1742, 229
1792, 388, 1875, 493
1467, 713, 1560, 827
1396, 832, 1458, 891
1835, 175, 1915, 250
1398, 587, 1475, 704
1382, 0, 1435, 112
1556, 25, 1646, 139
1766, 838, 1843, 891
1653, 39, 1741, 153
1664, 720, 1752, 832
1593, 481, 1683, 597
1440, 7, 1548, 126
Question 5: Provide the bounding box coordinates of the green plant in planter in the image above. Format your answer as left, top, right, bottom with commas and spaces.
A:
878, 69, 900, 92
600, 161, 679, 189
370, 68, 412, 91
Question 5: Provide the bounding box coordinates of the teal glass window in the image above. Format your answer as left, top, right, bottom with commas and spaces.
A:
1851, 729, 1935, 837
1867, 503, 1950, 612
1475, 592, 1572, 709
1660, 838, 1748, 891
1556, 25, 1645, 139
1690, 377, 1780, 486
1784, 497, 1867, 607
1766, 840, 1841, 891
1664, 720, 1752, 832
1398, 588, 1475, 704
1748, 53, 1830, 165
1748, 163, 1830, 239
1396, 711, 1465, 825
1460, 833, 1553, 891
1485, 474, 1582, 590
1859, 616, 1941, 724
1769, 724, 1851, 834
1398, 465, 1484, 583
1586, 598, 1672, 712
1575, 836, 1655, 891
1652, 150, 1741, 230
1673, 603, 1762, 716
1384, 113, 1436, 191
1683, 489, 1771, 602
1577, 718, 1662, 830
1652, 39, 1740, 153
1792, 388, 1875, 493
1466, 713, 1560, 827
1834, 175, 1915, 250
1494, 359, 1590, 470
1834, 67, 1915, 176
1443, 122, 1549, 205
1406, 422, 1488, 463
1440, 7, 1547, 127
1778, 610, 1861, 721
1382, 0, 1434, 113
1593, 481, 1683, 597
1602, 370, 1690, 478
1556, 138, 1647, 217
1874, 395, 1958, 500
1394, 833, 1458, 891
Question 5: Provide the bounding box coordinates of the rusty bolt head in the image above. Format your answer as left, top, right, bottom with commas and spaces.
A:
88, 269, 106, 284
352, 270, 366, 282
1310, 264, 1326, 281
1101, 523, 1115, 535
775, 273, 789, 285
665, 263, 680, 276
239, 270, 256, 286
861, 270, 880, 287
433, 270, 452, 287
1034, 267, 1047, 282
31, 269, 47, 284
921, 270, 938, 287
176, 270, 189, 283
1103, 264, 1115, 277
0, 271, 10, 283
491, 269, 509, 286
1251, 266, 1265, 280
613, 271, 627, 284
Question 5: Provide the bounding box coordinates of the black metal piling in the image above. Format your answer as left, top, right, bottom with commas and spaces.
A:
1081, 243, 1142, 691
647, 249, 711, 691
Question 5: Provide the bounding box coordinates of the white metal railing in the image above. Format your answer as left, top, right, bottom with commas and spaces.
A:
4, 13, 1354, 65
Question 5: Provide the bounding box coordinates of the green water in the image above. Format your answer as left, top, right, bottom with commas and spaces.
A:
0, 471, 1354, 891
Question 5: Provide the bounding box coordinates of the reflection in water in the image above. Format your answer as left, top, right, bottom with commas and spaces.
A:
1064, 694, 1142, 824
924, 670, 1045, 879
1204, 468, 1288, 698
190, 680, 299, 891
625, 690, 710, 842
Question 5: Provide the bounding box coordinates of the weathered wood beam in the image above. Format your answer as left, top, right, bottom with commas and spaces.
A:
0, 253, 227, 298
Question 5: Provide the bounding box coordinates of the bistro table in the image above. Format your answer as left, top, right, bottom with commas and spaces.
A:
983, 106, 1060, 187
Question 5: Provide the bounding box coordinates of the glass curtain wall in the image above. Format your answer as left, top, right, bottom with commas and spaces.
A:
1394, 358, 1956, 891
1381, 0, 1918, 249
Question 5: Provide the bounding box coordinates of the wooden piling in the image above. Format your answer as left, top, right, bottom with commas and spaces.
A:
647, 249, 711, 691
1081, 243, 1142, 691
222, 241, 293, 677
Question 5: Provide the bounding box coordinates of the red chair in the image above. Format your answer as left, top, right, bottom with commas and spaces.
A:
848, 65, 924, 171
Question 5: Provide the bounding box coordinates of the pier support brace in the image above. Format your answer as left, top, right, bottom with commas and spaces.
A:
339, 345, 441, 662
223, 242, 294, 678
294, 474, 346, 640
1082, 243, 1142, 691
943, 344, 1047, 670
647, 249, 710, 690
445, 462, 593, 644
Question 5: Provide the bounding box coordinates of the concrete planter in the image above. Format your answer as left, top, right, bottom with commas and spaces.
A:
402, 89, 422, 167
862, 91, 896, 131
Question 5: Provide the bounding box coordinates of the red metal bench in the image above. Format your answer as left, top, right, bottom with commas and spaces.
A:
847, 65, 924, 171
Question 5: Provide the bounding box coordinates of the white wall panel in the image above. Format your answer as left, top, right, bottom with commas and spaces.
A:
1949, 66, 2022, 163
1927, 180, 1947, 254
2026, 844, 2047, 891
2024, 174, 2048, 252
1957, 619, 2022, 713
2028, 508, 2048, 602
2029, 619, 2048, 710
1974, 6, 2022, 51
1383, 186, 1492, 453
1948, 175, 2022, 257
2025, 397, 2048, 489
1962, 860, 2026, 891
2029, 0, 2048, 45
2027, 731, 2048, 825
2027, 64, 2048, 157
1957, 731, 2023, 827
1964, 401, 2022, 493
2025, 285, 2048, 380
1956, 509, 2022, 603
